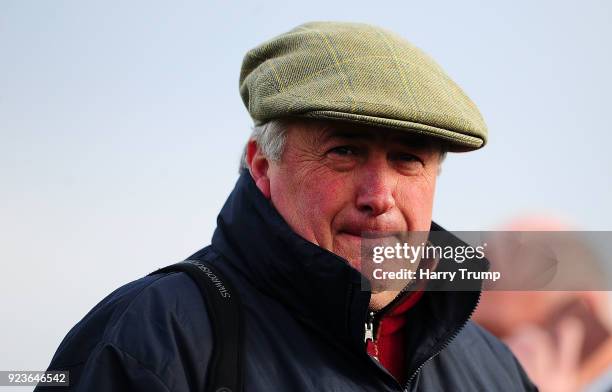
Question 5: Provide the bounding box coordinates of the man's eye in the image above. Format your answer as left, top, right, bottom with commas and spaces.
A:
328, 146, 358, 156
391, 153, 422, 164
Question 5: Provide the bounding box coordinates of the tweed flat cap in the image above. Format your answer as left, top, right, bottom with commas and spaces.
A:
239, 21, 487, 151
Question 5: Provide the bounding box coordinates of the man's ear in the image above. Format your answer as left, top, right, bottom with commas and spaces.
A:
246, 139, 271, 199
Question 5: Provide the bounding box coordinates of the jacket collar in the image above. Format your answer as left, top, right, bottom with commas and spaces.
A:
210, 171, 487, 362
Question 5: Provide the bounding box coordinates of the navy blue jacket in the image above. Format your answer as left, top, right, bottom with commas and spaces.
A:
37, 172, 537, 391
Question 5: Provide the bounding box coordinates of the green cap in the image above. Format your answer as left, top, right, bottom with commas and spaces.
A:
239, 21, 487, 152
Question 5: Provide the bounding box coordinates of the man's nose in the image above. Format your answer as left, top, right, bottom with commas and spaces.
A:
355, 158, 397, 217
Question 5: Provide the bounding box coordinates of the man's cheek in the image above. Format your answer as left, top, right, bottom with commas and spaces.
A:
397, 186, 435, 223
302, 177, 347, 209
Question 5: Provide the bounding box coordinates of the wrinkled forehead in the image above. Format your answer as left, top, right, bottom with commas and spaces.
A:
286, 118, 444, 151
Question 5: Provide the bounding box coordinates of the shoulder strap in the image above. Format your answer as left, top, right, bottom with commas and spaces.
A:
150, 260, 244, 392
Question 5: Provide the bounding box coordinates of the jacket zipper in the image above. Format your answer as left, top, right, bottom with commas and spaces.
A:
364, 290, 406, 361
402, 290, 482, 391
364, 311, 379, 360
364, 311, 375, 343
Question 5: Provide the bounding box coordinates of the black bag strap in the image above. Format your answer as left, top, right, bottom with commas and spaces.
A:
149, 260, 243, 392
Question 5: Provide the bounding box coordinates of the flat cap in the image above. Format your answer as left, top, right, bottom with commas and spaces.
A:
239, 21, 487, 151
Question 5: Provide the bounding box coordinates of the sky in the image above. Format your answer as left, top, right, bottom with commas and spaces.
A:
1, 0, 611, 380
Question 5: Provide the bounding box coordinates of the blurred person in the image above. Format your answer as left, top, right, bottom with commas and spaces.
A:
36, 22, 536, 391
474, 216, 612, 392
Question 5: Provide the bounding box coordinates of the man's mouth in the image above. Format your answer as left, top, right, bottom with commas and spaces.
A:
340, 228, 403, 241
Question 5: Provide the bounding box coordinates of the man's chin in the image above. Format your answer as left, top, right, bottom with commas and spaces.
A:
369, 290, 402, 311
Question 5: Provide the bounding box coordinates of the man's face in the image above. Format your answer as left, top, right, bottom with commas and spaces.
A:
250, 119, 441, 271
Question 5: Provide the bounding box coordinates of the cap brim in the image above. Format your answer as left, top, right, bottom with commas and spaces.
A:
296, 110, 485, 153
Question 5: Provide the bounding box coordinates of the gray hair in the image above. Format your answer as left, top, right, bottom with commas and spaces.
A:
239, 120, 288, 173
239, 119, 447, 173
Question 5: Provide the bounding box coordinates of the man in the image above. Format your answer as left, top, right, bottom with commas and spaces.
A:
37, 22, 537, 391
